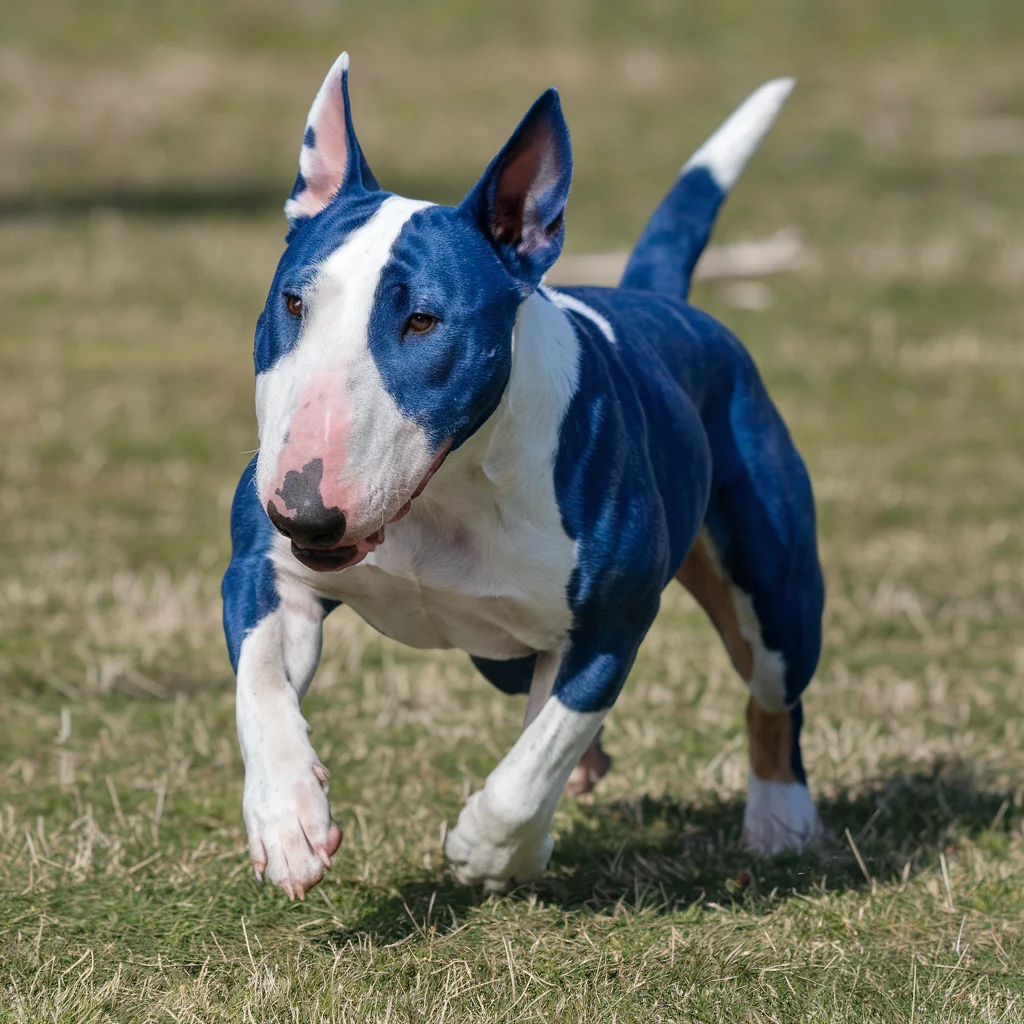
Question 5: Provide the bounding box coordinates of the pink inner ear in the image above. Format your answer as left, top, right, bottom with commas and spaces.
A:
491, 123, 560, 251
299, 117, 349, 209
492, 134, 543, 246
287, 58, 351, 220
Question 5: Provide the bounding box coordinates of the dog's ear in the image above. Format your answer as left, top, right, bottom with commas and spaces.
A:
461, 89, 573, 289
284, 52, 379, 230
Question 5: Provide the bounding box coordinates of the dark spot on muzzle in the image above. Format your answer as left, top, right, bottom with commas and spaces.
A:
266, 458, 347, 549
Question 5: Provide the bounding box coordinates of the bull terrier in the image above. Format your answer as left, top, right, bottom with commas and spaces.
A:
222, 53, 825, 898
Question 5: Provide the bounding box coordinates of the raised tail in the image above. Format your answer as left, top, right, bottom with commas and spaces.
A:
619, 78, 795, 299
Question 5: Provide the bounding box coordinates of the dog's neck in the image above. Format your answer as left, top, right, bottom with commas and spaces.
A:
426, 290, 580, 499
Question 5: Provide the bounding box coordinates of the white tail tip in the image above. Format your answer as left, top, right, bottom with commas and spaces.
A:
682, 78, 796, 191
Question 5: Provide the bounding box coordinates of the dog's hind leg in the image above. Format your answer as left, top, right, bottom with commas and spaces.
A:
677, 526, 824, 854
563, 735, 612, 797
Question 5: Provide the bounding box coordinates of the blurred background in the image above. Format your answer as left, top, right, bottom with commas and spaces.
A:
2, 0, 1021, 679
1, 1, 1024, 1015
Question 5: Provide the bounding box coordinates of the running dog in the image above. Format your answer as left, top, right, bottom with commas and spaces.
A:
222, 54, 825, 898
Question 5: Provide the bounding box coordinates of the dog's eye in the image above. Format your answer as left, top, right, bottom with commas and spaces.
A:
284, 293, 303, 318
404, 313, 439, 336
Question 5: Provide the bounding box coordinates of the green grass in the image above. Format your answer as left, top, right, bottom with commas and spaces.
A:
2, 1, 1024, 1020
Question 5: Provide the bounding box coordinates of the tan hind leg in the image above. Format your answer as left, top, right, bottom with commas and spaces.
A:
675, 529, 756, 682
745, 696, 795, 783
564, 729, 612, 796
677, 529, 822, 852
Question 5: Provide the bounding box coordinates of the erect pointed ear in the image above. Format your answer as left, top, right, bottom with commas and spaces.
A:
284, 52, 379, 230
460, 88, 572, 289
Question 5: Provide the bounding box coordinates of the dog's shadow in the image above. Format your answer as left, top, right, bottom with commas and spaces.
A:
330, 762, 1015, 943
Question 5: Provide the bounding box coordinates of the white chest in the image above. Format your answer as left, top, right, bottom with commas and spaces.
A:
284, 484, 575, 657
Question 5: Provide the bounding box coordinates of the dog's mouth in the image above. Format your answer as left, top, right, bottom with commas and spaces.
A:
291, 442, 451, 573
290, 527, 384, 572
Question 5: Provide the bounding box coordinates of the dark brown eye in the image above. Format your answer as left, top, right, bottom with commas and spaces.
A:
284, 293, 303, 318
404, 313, 438, 336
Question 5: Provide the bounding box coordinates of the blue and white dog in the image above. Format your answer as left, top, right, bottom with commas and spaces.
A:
223, 53, 825, 899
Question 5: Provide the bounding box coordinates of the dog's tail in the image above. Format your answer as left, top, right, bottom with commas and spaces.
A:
619, 79, 795, 300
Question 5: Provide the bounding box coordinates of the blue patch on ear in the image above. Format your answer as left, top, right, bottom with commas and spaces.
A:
335, 62, 378, 194
358, 152, 380, 192
222, 455, 280, 672
366, 205, 521, 449
284, 58, 380, 239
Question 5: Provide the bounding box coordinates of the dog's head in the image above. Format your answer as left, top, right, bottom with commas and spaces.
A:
253, 53, 572, 572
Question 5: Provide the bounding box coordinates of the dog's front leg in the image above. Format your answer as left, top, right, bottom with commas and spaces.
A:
445, 636, 632, 891
225, 561, 340, 900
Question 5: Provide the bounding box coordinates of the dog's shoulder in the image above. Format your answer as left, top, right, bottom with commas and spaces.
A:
530, 286, 714, 611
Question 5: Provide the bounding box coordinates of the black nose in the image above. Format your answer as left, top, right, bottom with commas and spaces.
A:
266, 500, 347, 549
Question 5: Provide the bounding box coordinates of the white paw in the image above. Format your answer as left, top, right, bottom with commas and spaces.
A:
243, 757, 342, 900
743, 772, 824, 855
444, 788, 554, 892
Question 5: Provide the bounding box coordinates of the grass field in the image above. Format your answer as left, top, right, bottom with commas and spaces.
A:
2, 1, 1024, 1020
